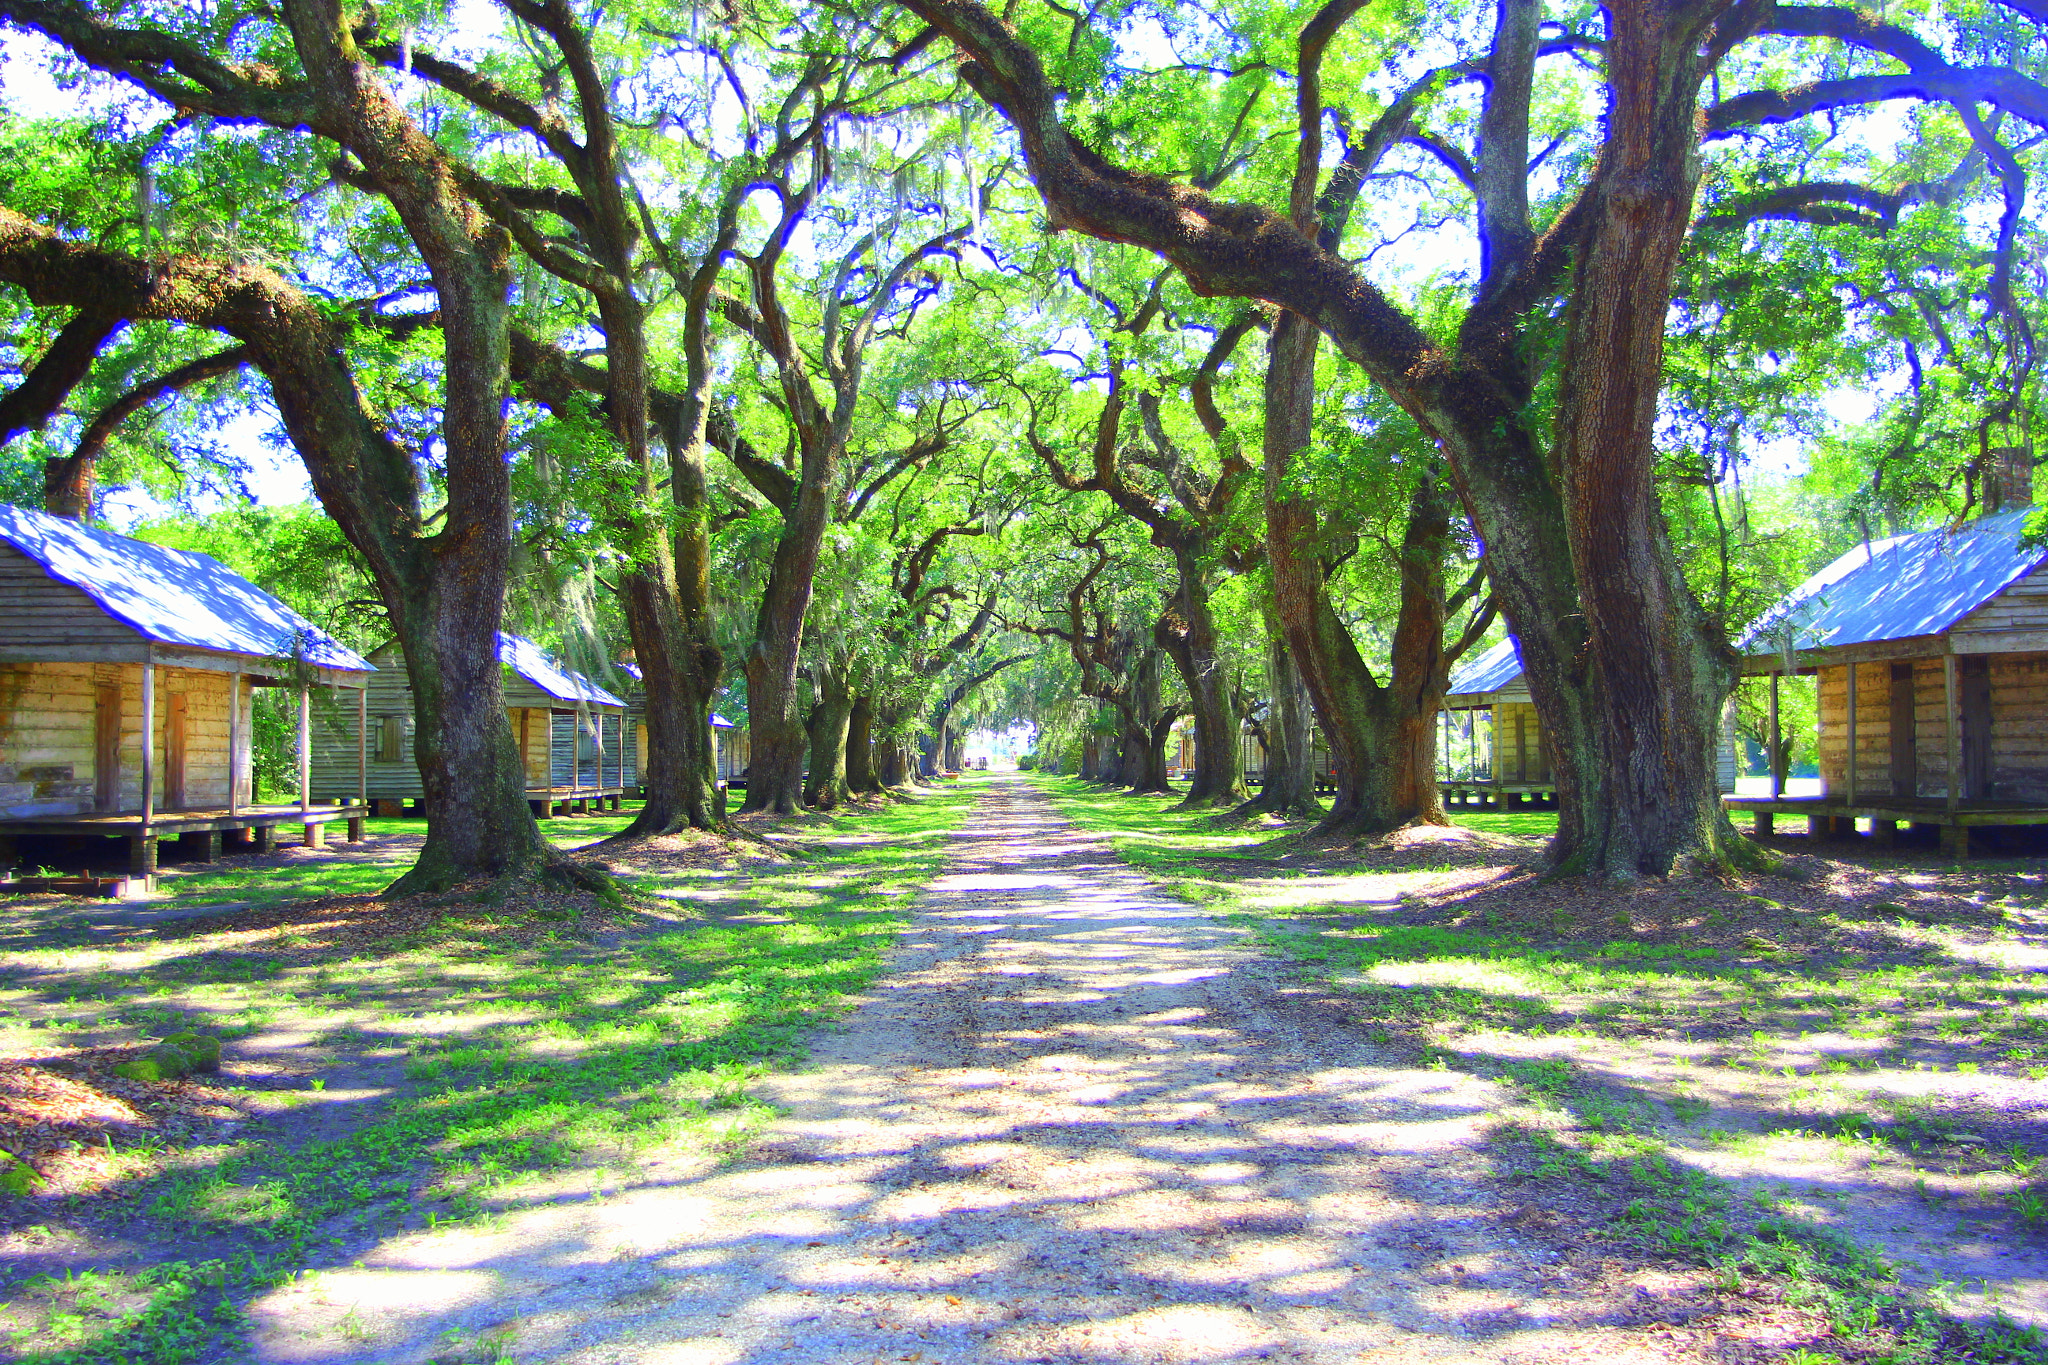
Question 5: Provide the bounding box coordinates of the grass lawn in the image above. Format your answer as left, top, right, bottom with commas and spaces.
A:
0, 784, 974, 1364
1034, 771, 2048, 1363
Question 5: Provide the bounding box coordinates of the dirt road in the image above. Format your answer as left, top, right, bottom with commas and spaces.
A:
248, 776, 1730, 1364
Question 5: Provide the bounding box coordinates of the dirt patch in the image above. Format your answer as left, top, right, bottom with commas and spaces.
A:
0, 1052, 239, 1196
595, 824, 798, 874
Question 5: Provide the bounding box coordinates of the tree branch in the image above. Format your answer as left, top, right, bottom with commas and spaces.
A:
0, 309, 121, 446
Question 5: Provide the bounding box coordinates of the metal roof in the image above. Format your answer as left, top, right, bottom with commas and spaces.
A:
0, 502, 373, 672
1739, 508, 2047, 654
1444, 637, 1524, 700
497, 633, 625, 708
612, 663, 735, 726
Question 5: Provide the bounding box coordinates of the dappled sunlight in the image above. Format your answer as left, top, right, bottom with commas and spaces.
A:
1234, 873, 1407, 911
226, 774, 1695, 1364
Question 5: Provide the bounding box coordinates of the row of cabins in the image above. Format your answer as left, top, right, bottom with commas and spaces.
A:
1435, 503, 2048, 856
0, 504, 373, 887
0, 504, 751, 890
1192, 498, 2048, 860
308, 634, 638, 818
300, 648, 749, 811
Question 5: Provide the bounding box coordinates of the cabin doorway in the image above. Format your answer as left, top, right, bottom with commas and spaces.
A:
164, 692, 188, 810
1960, 657, 1994, 799
1889, 664, 1916, 797
93, 679, 120, 811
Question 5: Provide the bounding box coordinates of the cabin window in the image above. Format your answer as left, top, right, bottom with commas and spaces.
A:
378, 715, 404, 764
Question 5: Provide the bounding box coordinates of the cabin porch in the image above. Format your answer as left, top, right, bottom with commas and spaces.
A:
1721, 793, 2048, 858
0, 800, 371, 879
529, 785, 627, 817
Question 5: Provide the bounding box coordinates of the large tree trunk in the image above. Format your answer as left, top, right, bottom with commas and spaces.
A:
1263, 315, 1456, 839
1114, 649, 1174, 794
1079, 733, 1107, 782
878, 740, 914, 787
615, 310, 726, 835
620, 572, 724, 831
1241, 603, 1320, 816
846, 694, 882, 795
805, 663, 854, 809
1541, 8, 1738, 876
1157, 565, 1245, 808
280, 0, 567, 895
740, 451, 833, 815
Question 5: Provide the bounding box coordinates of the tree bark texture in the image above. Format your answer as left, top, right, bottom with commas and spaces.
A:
805, 661, 855, 809
1263, 315, 1454, 837
846, 694, 882, 794
1240, 600, 1320, 816
1156, 562, 1245, 807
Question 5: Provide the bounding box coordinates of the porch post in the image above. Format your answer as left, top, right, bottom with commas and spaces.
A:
351, 682, 367, 841
299, 679, 321, 848
227, 672, 242, 817
1844, 663, 1858, 809
133, 652, 156, 881
1489, 708, 1502, 806
1768, 672, 1782, 799
357, 683, 367, 807
297, 680, 310, 815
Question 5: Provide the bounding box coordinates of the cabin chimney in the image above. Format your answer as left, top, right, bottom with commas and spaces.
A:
1987, 446, 2034, 514
42, 456, 92, 520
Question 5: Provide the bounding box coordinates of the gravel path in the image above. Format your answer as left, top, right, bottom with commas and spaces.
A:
248, 775, 1718, 1364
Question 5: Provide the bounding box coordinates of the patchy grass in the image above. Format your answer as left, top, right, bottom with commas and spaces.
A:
1034, 771, 2048, 1361
0, 784, 973, 1364
1447, 806, 1560, 838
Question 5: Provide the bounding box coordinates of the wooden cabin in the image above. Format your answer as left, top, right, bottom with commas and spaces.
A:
0, 504, 373, 887
616, 663, 743, 790
1439, 637, 1738, 809
1166, 718, 1195, 779
310, 633, 628, 817
1726, 498, 2048, 857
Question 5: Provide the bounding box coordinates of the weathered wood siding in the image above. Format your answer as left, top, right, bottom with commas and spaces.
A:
546, 709, 634, 788
0, 662, 238, 816
0, 545, 146, 657
1493, 702, 1550, 784
1818, 654, 2048, 802
307, 645, 407, 801
717, 728, 747, 781
1953, 563, 2048, 639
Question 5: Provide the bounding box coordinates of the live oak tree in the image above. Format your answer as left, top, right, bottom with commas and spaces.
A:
1022, 522, 1187, 792
893, 0, 2048, 876
1016, 269, 1260, 808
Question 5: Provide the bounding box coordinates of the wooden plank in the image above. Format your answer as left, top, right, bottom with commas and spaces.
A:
227, 674, 241, 815
297, 682, 310, 815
